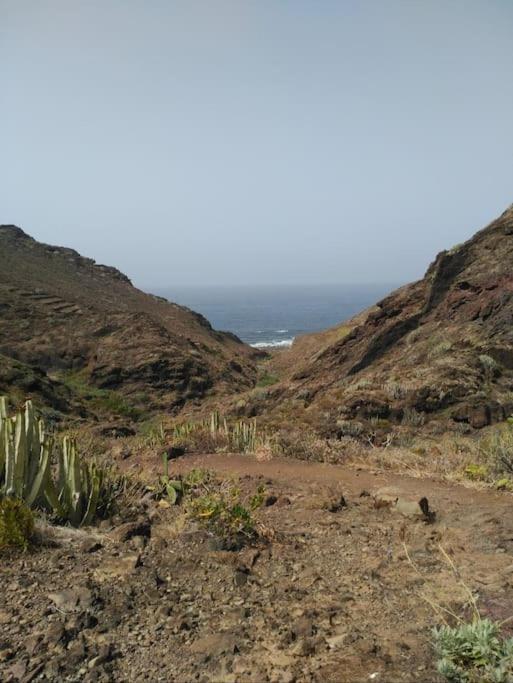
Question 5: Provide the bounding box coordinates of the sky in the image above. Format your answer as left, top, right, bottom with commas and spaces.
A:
1, 0, 513, 288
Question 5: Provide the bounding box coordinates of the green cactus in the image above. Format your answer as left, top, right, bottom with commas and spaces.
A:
0, 398, 105, 527
0, 400, 51, 507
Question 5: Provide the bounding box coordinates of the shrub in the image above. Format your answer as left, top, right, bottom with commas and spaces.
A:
256, 373, 279, 388
402, 407, 426, 427
480, 420, 513, 476
0, 498, 34, 551
433, 618, 513, 682
188, 482, 265, 549
464, 464, 489, 481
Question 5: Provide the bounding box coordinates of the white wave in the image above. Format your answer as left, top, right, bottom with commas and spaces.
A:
275, 329, 288, 333
250, 338, 294, 349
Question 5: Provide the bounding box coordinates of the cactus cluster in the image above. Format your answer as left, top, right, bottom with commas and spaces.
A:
0, 398, 103, 527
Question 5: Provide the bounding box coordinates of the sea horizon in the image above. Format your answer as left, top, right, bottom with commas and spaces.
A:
151, 282, 400, 348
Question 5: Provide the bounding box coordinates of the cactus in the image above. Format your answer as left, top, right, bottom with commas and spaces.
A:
160, 453, 183, 504
0, 398, 104, 527
0, 400, 51, 507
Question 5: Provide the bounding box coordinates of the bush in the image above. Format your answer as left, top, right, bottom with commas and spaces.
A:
480, 419, 513, 476
0, 498, 34, 551
188, 481, 265, 549
464, 464, 489, 481
433, 618, 513, 682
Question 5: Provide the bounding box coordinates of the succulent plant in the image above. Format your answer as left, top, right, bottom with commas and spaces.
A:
160, 453, 183, 504
0, 400, 52, 507
0, 398, 105, 527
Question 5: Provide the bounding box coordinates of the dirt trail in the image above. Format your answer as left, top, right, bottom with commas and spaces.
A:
165, 451, 511, 517
2, 453, 512, 683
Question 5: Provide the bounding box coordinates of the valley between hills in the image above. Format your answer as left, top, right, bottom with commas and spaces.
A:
2, 206, 513, 682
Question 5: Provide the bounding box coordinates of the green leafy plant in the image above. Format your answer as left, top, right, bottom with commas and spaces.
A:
0, 497, 34, 551
188, 482, 265, 549
433, 618, 513, 682
160, 453, 185, 504
464, 464, 489, 481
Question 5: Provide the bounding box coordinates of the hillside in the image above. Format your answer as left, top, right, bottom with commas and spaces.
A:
256, 205, 513, 434
0, 225, 259, 419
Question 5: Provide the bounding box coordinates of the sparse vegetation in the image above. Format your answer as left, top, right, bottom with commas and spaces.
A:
433, 618, 513, 682
256, 372, 279, 387
165, 411, 269, 455
187, 477, 265, 549
402, 407, 426, 427
60, 371, 144, 420
464, 463, 489, 481
0, 497, 34, 551
480, 418, 513, 476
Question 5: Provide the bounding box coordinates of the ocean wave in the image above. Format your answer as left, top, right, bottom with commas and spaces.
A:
250, 338, 294, 349
275, 329, 288, 333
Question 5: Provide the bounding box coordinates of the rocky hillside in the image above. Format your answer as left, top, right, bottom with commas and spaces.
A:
260, 205, 513, 433
0, 225, 259, 419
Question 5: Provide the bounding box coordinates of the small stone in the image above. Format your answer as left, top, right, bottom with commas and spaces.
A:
110, 519, 151, 543
48, 586, 93, 614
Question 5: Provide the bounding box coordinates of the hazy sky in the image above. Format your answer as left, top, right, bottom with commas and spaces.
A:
2, 1, 513, 288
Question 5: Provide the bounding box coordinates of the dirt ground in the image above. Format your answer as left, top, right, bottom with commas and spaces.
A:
1, 453, 513, 683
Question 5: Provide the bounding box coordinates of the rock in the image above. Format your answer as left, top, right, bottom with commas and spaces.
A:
374, 488, 435, 521
163, 446, 185, 460
265, 495, 278, 507
373, 487, 400, 509
292, 615, 314, 638
0, 646, 14, 662
80, 539, 104, 554
190, 632, 239, 657
48, 587, 93, 614
0, 610, 12, 625
324, 494, 347, 513
110, 519, 151, 543
470, 405, 491, 429
94, 554, 141, 581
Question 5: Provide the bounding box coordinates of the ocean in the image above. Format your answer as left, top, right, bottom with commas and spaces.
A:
153, 284, 398, 348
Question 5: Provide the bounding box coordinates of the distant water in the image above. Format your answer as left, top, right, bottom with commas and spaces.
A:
153, 284, 397, 348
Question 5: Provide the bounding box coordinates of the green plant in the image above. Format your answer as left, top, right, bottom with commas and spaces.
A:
480, 420, 513, 476
0, 398, 117, 527
45, 436, 106, 527
0, 497, 34, 551
0, 398, 53, 506
188, 482, 265, 549
495, 478, 513, 491
160, 453, 185, 504
257, 373, 279, 388
433, 618, 513, 682
464, 463, 489, 481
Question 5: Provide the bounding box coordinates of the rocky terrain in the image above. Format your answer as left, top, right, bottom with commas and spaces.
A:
3, 208, 513, 683
253, 205, 513, 437
0, 225, 260, 420
2, 454, 513, 683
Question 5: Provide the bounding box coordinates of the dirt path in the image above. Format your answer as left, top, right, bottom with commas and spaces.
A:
164, 451, 511, 516
2, 453, 512, 683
